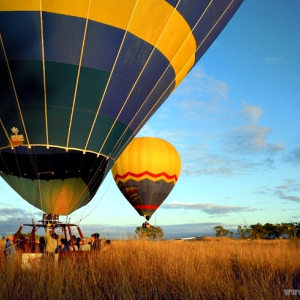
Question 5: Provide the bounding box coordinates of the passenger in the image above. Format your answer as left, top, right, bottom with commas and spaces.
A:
72, 235, 76, 243
33, 238, 40, 253
4, 235, 16, 263
39, 237, 46, 253
57, 238, 68, 251
76, 237, 81, 250
68, 235, 78, 251
90, 234, 96, 250
68, 240, 78, 251
45, 224, 59, 254
142, 221, 151, 229
104, 239, 111, 246
94, 232, 101, 250
17, 234, 26, 251
101, 239, 111, 253
79, 238, 91, 251
90, 234, 101, 250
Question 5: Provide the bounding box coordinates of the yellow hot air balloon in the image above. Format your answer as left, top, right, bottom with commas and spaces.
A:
0, 0, 242, 216
111, 137, 181, 220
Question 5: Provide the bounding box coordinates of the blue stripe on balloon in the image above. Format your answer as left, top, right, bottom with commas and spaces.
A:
0, 11, 42, 61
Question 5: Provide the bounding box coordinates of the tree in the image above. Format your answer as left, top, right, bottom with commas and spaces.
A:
249, 223, 267, 239
292, 222, 300, 238
135, 226, 164, 240
213, 226, 234, 238
264, 223, 279, 239
237, 225, 251, 239
236, 222, 300, 240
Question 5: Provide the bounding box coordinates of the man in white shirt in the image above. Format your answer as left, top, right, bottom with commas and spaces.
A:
79, 238, 91, 251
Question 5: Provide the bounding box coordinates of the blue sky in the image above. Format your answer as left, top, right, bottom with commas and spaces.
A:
1, 1, 299, 239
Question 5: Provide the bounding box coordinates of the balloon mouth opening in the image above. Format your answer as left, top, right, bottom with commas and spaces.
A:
0, 145, 108, 181
0, 146, 110, 214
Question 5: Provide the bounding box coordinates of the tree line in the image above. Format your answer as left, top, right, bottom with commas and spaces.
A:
213, 222, 300, 239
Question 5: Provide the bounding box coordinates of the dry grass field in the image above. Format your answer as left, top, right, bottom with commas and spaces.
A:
0, 238, 299, 300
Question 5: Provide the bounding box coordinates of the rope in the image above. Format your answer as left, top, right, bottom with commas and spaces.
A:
83, 0, 140, 152
66, 0, 92, 150
74, 174, 114, 223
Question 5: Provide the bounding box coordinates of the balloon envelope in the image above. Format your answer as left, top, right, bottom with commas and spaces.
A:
0, 0, 242, 215
111, 137, 181, 220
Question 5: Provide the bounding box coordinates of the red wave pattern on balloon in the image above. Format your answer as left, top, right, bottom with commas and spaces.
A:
114, 171, 178, 182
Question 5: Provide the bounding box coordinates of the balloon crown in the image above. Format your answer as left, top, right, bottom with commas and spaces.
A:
11, 127, 19, 135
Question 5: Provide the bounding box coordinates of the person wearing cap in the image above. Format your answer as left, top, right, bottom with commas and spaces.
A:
79, 238, 91, 251
4, 235, 16, 263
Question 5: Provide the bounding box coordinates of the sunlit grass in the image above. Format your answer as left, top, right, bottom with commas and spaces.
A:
0, 238, 299, 299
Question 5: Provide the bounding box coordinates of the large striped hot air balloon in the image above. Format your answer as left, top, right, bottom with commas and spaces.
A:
111, 137, 181, 220
0, 0, 243, 216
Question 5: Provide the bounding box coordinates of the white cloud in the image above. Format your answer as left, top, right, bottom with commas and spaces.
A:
223, 103, 283, 155
225, 125, 271, 153
256, 179, 300, 204
161, 201, 259, 216
173, 65, 229, 117
274, 179, 300, 203
240, 103, 263, 124
208, 78, 229, 101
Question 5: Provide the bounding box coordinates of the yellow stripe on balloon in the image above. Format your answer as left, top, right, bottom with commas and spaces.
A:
111, 138, 181, 178
0, 0, 196, 88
